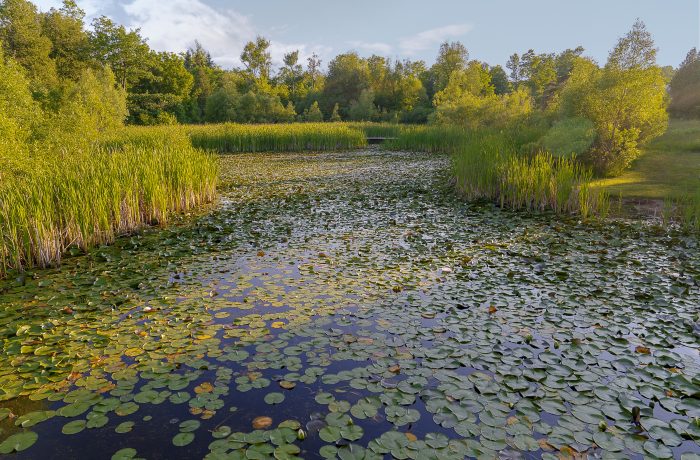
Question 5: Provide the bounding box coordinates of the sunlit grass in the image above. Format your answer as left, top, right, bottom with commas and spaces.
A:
0, 129, 217, 276
187, 123, 366, 153
594, 119, 700, 200
387, 126, 608, 217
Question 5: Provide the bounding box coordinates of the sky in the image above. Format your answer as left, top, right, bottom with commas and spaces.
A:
32, 0, 700, 70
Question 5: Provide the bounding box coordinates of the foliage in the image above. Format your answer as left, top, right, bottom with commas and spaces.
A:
0, 128, 217, 274
557, 21, 668, 176
303, 101, 324, 122
348, 88, 378, 121
0, 0, 57, 90
539, 116, 597, 158
188, 123, 366, 153
431, 63, 532, 129
669, 48, 700, 118
387, 126, 607, 217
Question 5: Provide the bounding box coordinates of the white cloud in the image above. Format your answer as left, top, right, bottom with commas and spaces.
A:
399, 24, 473, 55
123, 0, 255, 67
122, 0, 330, 69
347, 41, 393, 55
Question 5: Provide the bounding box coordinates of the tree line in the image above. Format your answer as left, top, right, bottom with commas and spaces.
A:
1, 0, 698, 176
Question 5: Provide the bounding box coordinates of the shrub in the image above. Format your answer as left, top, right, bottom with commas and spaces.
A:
540, 117, 596, 157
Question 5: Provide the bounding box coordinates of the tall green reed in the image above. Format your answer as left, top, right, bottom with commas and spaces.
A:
0, 129, 217, 276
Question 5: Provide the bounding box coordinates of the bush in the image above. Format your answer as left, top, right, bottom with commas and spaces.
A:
540, 117, 596, 157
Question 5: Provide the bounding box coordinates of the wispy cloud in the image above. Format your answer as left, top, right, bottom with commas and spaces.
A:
347, 41, 393, 55
399, 24, 473, 55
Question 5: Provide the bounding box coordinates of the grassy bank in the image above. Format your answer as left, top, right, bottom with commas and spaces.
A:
0, 129, 217, 276
188, 123, 366, 153
387, 126, 608, 218
594, 119, 700, 230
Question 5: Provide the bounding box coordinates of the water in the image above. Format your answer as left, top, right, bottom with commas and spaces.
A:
0, 150, 698, 459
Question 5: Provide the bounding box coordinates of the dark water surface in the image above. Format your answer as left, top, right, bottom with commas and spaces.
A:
0, 150, 699, 459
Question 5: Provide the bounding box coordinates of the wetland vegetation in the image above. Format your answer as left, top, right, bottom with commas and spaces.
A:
0, 0, 699, 459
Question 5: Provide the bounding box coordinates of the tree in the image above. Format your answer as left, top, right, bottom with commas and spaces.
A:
488, 65, 511, 95
608, 19, 657, 70
560, 21, 668, 176
184, 40, 214, 70
51, 66, 127, 147
89, 16, 151, 90
427, 41, 469, 97
329, 103, 341, 122
184, 41, 220, 122
519, 50, 557, 108
41, 0, 90, 81
204, 78, 238, 123
0, 0, 57, 89
669, 48, 700, 118
431, 62, 531, 128
241, 36, 271, 81
0, 47, 41, 164
322, 52, 370, 118
506, 53, 522, 85
307, 53, 323, 90
303, 100, 323, 122
348, 89, 378, 121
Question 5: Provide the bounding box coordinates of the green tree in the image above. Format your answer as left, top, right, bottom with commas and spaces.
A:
89, 16, 151, 90
303, 100, 323, 122
432, 61, 531, 128
427, 41, 469, 97
306, 53, 323, 90
669, 48, 700, 118
204, 78, 238, 123
41, 0, 90, 81
0, 47, 40, 166
348, 88, 378, 121
0, 0, 57, 89
560, 21, 668, 175
184, 41, 221, 122
241, 36, 271, 81
488, 65, 511, 95
329, 103, 341, 122
608, 18, 657, 70
506, 53, 522, 85
51, 66, 126, 147
128, 51, 194, 124
322, 52, 370, 118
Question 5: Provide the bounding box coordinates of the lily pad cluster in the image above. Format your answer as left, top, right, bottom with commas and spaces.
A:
0, 150, 698, 459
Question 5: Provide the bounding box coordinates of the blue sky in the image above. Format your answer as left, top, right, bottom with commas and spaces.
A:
33, 0, 700, 69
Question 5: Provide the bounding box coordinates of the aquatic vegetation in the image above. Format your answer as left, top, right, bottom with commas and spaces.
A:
188, 123, 366, 153
0, 150, 697, 459
387, 126, 608, 217
0, 129, 217, 276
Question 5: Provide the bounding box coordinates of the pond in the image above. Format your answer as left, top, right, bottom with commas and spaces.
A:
0, 150, 699, 459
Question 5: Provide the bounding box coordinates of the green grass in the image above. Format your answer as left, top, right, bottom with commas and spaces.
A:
594, 119, 700, 200
593, 119, 700, 231
387, 126, 608, 217
0, 128, 217, 276
188, 123, 366, 153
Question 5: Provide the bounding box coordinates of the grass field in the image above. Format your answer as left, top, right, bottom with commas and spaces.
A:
595, 119, 700, 200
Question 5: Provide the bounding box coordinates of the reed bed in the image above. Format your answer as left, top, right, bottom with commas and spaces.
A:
387, 126, 608, 217
345, 122, 406, 139
188, 123, 366, 153
0, 130, 217, 276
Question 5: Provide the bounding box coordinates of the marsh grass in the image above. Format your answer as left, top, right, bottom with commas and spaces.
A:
188, 123, 366, 153
387, 126, 608, 217
0, 129, 217, 276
